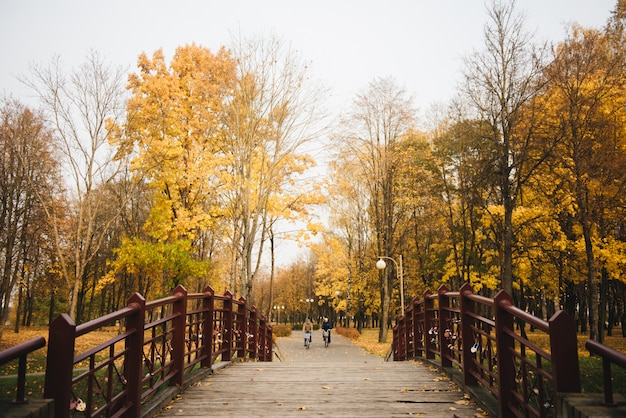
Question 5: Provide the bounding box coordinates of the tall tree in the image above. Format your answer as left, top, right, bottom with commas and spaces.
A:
461, 0, 547, 294
109, 45, 235, 294
336, 77, 417, 342
21, 51, 127, 319
222, 35, 326, 299
0, 98, 60, 338
540, 24, 626, 341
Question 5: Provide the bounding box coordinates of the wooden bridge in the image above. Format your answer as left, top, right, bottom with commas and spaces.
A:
1, 283, 626, 417
156, 332, 487, 417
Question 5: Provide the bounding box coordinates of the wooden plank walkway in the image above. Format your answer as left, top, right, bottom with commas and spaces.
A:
156, 331, 488, 417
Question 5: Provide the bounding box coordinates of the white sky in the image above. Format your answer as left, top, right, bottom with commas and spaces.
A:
0, 0, 616, 114
0, 0, 617, 265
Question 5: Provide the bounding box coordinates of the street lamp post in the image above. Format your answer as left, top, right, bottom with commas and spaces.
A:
305, 298, 314, 320
376, 255, 404, 313
273, 305, 285, 323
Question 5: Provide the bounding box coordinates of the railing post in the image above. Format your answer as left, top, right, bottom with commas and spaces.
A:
259, 315, 272, 361
222, 291, 234, 361
398, 315, 406, 360
237, 297, 247, 359
171, 285, 187, 387
201, 286, 215, 368
412, 296, 424, 358
124, 293, 145, 418
405, 299, 414, 359
438, 285, 452, 368
459, 283, 478, 386
392, 323, 399, 360
44, 313, 76, 418
258, 314, 267, 361
266, 321, 273, 361
549, 310, 581, 393
249, 306, 258, 360
494, 290, 516, 418
423, 290, 436, 359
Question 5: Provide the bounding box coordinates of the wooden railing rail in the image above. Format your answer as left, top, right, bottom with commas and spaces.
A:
392, 283, 581, 417
39, 285, 271, 418
585, 339, 626, 406
0, 336, 46, 404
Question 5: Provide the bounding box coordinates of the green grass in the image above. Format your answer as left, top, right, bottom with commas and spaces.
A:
579, 355, 626, 395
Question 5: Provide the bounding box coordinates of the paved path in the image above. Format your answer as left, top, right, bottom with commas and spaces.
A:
156, 330, 487, 417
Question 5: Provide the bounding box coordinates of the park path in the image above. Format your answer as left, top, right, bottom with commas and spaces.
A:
156, 331, 487, 417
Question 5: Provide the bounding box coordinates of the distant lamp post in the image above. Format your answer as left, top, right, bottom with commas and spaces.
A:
305, 298, 314, 319
273, 305, 285, 323
376, 255, 404, 313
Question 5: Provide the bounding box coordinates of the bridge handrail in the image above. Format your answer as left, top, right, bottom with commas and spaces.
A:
0, 336, 46, 404
393, 283, 581, 417
36, 285, 271, 418
585, 339, 626, 406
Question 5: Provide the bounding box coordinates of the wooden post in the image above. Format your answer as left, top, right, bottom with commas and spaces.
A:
237, 297, 247, 358
438, 285, 452, 368
124, 293, 145, 418
249, 306, 258, 359
44, 313, 76, 418
459, 283, 478, 386
423, 290, 436, 359
392, 324, 399, 361
494, 290, 515, 418
258, 314, 267, 361
398, 315, 406, 360
413, 297, 424, 358
171, 285, 187, 387
549, 310, 581, 393
404, 300, 412, 359
201, 286, 215, 368
222, 291, 234, 361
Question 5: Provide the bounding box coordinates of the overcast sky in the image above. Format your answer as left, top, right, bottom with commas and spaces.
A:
0, 0, 617, 264
0, 0, 616, 117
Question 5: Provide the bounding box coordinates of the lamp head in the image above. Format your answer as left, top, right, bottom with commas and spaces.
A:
376, 259, 386, 270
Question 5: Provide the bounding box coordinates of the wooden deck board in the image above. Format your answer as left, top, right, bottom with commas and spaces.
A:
155, 333, 488, 417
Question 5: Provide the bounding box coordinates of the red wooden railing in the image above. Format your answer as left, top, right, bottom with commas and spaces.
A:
0, 336, 46, 404
39, 285, 271, 418
392, 283, 581, 417
585, 339, 626, 406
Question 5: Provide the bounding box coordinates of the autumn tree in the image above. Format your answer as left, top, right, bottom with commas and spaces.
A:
21, 51, 128, 320
326, 156, 373, 328
428, 111, 498, 291
108, 44, 236, 295
0, 98, 61, 338
461, 0, 547, 295
334, 77, 417, 342
539, 24, 626, 341
221, 35, 327, 300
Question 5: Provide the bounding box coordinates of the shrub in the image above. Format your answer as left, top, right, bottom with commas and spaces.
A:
271, 324, 292, 337
336, 326, 361, 340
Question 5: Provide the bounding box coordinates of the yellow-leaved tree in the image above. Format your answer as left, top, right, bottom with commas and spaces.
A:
107, 44, 237, 294
220, 35, 327, 300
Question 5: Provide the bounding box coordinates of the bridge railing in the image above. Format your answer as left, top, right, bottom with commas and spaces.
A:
585, 339, 626, 406
0, 336, 46, 404
42, 285, 271, 418
392, 283, 581, 417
